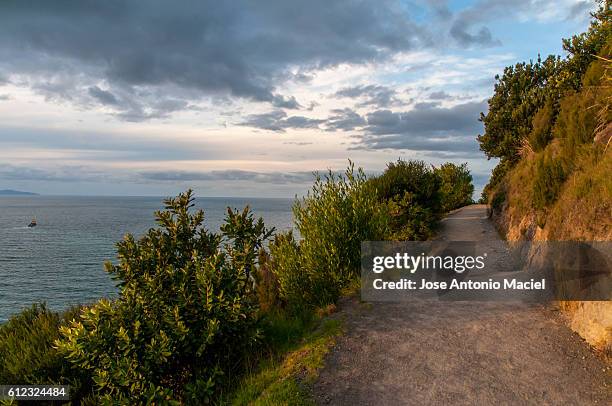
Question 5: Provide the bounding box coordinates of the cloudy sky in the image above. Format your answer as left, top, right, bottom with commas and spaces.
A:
0, 0, 595, 197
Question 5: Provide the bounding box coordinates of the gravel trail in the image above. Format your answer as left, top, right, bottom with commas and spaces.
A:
313, 205, 611, 405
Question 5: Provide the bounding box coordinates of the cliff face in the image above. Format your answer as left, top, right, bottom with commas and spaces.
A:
489, 146, 612, 355
478, 8, 611, 355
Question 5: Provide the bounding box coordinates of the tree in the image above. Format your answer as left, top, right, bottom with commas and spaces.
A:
436, 163, 474, 212
56, 190, 271, 404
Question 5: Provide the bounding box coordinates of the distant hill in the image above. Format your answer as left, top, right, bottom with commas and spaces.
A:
0, 189, 39, 196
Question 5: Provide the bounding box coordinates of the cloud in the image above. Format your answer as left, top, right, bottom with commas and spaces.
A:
283, 141, 313, 146
0, 163, 319, 186
271, 95, 301, 109
334, 84, 399, 108
428, 90, 451, 100
0, 94, 10, 101
566, 1, 592, 21
0, 126, 220, 161
450, 24, 500, 47
351, 100, 487, 156
0, 0, 428, 120
324, 108, 367, 131
446, 0, 589, 47
88, 86, 118, 106
238, 110, 324, 132
140, 169, 315, 184
0, 163, 113, 182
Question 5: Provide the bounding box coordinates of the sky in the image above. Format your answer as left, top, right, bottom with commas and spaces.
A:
0, 0, 596, 197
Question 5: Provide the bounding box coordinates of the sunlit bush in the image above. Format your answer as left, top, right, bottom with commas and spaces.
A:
370, 159, 442, 240
0, 304, 92, 402
435, 162, 474, 212
271, 163, 388, 310
56, 190, 272, 404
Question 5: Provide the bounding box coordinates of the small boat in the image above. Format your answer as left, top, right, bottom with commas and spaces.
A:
27, 218, 37, 228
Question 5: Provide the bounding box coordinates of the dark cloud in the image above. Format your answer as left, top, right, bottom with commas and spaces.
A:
283, 141, 313, 146
0, 94, 10, 101
239, 110, 324, 132
88, 86, 118, 106
428, 0, 452, 20
566, 1, 592, 21
413, 101, 441, 110
0, 163, 114, 182
450, 23, 500, 47
0, 126, 222, 161
429, 90, 451, 100
324, 108, 367, 131
0, 0, 427, 120
0, 164, 317, 185
271, 95, 301, 109
351, 100, 486, 156
365, 100, 485, 135
140, 169, 315, 184
334, 84, 399, 108
447, 0, 584, 48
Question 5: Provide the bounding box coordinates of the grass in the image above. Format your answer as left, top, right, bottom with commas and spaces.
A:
544, 145, 611, 240
220, 314, 345, 405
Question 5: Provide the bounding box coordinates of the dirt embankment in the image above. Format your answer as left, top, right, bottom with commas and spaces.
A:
313, 205, 611, 405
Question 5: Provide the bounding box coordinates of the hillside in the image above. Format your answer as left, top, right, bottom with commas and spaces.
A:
479, 4, 611, 352
0, 189, 39, 196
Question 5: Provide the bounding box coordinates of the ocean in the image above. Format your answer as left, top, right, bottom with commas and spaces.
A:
0, 196, 295, 323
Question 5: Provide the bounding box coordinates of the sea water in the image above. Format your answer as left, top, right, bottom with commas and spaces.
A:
0, 196, 294, 322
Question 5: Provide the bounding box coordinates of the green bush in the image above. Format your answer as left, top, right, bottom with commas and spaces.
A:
529, 103, 555, 152
370, 159, 442, 240
435, 162, 474, 212
55, 190, 272, 404
533, 153, 567, 211
490, 187, 506, 214
271, 163, 387, 310
0, 304, 92, 402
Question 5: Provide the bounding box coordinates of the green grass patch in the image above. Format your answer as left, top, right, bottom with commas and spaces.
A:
222, 316, 344, 405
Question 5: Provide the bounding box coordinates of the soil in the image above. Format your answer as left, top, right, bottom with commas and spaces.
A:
313, 205, 611, 405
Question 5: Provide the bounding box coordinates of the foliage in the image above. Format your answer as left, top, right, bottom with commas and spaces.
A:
0, 304, 91, 400
480, 3, 611, 204
544, 145, 612, 240
532, 151, 567, 211
477, 54, 566, 162
435, 162, 474, 212
55, 190, 272, 404
370, 159, 443, 240
271, 163, 388, 310
478, 1, 610, 167
529, 102, 555, 152
224, 317, 343, 406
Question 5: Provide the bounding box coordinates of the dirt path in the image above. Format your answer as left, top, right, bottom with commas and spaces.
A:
313, 205, 611, 405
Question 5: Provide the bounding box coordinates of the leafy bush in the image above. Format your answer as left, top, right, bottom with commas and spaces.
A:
370, 159, 442, 240
533, 152, 567, 211
479, 3, 610, 195
435, 163, 474, 212
271, 164, 387, 310
529, 103, 555, 152
55, 190, 272, 404
0, 304, 92, 401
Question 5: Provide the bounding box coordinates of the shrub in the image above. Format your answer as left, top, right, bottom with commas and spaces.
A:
271, 163, 387, 310
253, 249, 281, 314
370, 159, 442, 240
533, 152, 567, 211
435, 162, 474, 212
0, 304, 92, 402
529, 103, 555, 152
490, 188, 506, 214
55, 190, 271, 404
